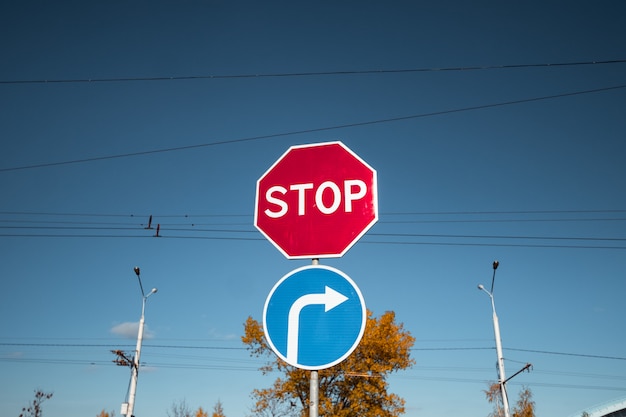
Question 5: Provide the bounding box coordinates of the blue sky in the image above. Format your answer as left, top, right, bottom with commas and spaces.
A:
1, 2, 625, 417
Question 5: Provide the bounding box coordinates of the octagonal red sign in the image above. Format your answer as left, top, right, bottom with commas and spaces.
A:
254, 141, 378, 259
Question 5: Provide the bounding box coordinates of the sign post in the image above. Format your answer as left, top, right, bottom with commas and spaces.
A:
255, 141, 377, 417
310, 258, 319, 417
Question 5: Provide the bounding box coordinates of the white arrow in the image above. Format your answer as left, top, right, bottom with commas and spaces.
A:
286, 286, 349, 364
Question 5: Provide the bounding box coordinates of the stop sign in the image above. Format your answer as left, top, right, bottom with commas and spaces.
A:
255, 141, 378, 259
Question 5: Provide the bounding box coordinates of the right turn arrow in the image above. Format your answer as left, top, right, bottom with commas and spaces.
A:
286, 286, 348, 363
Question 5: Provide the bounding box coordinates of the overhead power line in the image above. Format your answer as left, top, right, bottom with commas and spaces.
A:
1, 209, 625, 229
1, 209, 624, 249
1, 83, 625, 173
1, 355, 623, 391
372, 232, 626, 242
0, 342, 244, 350
2, 209, 626, 218
0, 210, 249, 219
361, 240, 626, 250
1, 59, 624, 85
507, 348, 626, 361
1, 211, 625, 247
0, 225, 624, 243
2, 342, 624, 361
0, 234, 624, 250
3, 217, 626, 226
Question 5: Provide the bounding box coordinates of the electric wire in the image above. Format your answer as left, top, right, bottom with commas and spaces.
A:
383, 217, 626, 224
1, 83, 625, 173
3, 209, 626, 217
2, 340, 623, 392
2, 353, 621, 391
385, 209, 626, 216
507, 348, 626, 361
1, 224, 624, 243
0, 209, 626, 214
1, 230, 624, 249
1, 210, 625, 229
1, 233, 624, 250
1, 210, 624, 247
1, 59, 624, 85
2, 342, 625, 361
1, 351, 624, 391
362, 240, 626, 250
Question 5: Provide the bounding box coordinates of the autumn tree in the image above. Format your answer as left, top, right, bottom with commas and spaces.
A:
212, 400, 226, 417
18, 390, 53, 417
195, 407, 208, 417
242, 310, 415, 417
485, 383, 505, 417
512, 387, 535, 417
484, 383, 535, 417
96, 410, 116, 417
167, 399, 193, 417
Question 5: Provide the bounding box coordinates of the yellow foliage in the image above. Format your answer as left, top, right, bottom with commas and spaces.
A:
484, 383, 535, 417
211, 400, 226, 417
242, 310, 415, 417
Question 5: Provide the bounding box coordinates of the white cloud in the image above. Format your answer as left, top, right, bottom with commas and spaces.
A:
139, 365, 158, 373
207, 327, 238, 341
110, 321, 155, 339
208, 328, 241, 341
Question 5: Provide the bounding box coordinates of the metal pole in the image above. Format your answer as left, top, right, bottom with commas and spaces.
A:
490, 296, 510, 417
478, 261, 509, 417
310, 370, 319, 417
122, 268, 157, 417
126, 297, 147, 417
310, 258, 319, 417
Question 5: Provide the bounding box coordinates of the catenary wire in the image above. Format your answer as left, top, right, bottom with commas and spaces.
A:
0, 234, 622, 248
1, 83, 625, 173
0, 234, 624, 250
1, 210, 624, 249
3, 208, 626, 217
2, 341, 624, 391
1, 223, 625, 240
15, 217, 616, 225
1, 225, 625, 244
1, 210, 625, 227
0, 356, 623, 391
2, 342, 624, 361
1, 59, 624, 84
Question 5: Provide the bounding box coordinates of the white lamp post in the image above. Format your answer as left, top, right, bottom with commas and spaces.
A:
477, 261, 510, 417
122, 267, 157, 417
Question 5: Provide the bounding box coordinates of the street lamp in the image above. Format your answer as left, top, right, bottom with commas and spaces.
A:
477, 261, 510, 417
121, 267, 158, 417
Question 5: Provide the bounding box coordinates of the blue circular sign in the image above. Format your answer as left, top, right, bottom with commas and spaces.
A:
263, 265, 366, 370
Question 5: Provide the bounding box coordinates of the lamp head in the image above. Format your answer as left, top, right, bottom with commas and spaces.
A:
477, 284, 485, 290
144, 287, 158, 299
492, 261, 499, 270
133, 266, 140, 277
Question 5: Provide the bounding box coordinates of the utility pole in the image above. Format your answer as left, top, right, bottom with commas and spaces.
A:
118, 267, 158, 417
477, 261, 532, 417
478, 261, 510, 417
